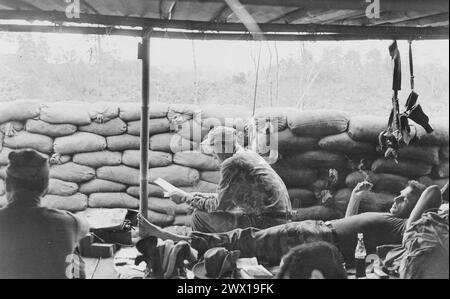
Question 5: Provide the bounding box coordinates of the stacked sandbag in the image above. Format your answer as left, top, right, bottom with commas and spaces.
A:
196, 104, 251, 132
1, 101, 448, 222
0, 178, 5, 197
41, 193, 88, 212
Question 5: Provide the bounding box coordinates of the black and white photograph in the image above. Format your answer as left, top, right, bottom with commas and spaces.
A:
0, 0, 448, 283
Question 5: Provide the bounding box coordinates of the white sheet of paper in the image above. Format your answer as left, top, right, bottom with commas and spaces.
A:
154, 178, 186, 195
236, 257, 259, 269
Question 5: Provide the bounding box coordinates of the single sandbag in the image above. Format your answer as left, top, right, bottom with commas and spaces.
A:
181, 180, 218, 194
173, 151, 220, 171
25, 119, 77, 137
127, 118, 171, 136
318, 133, 375, 155
97, 165, 140, 186
0, 147, 13, 166
345, 171, 409, 195
167, 104, 199, 124
119, 102, 169, 121
41, 193, 88, 212
433, 179, 449, 189
0, 121, 24, 138
48, 179, 78, 196
150, 133, 198, 153
49, 154, 71, 165
271, 161, 318, 188
441, 146, 449, 160
106, 134, 140, 151
4, 131, 53, 154
0, 100, 40, 124
88, 102, 119, 123
288, 189, 316, 209
415, 119, 449, 146
73, 151, 122, 168
418, 177, 449, 189
333, 188, 394, 214
89, 193, 139, 209
348, 116, 386, 143
254, 107, 289, 132
147, 210, 174, 227
284, 150, 348, 169
54, 132, 106, 155
0, 179, 5, 196
79, 117, 127, 136
0, 195, 7, 208
200, 171, 221, 184
288, 110, 349, 137
50, 163, 95, 183
149, 133, 176, 152
122, 150, 172, 168
372, 158, 432, 177
149, 165, 199, 187
277, 130, 318, 154
148, 197, 193, 215
40, 102, 91, 125
397, 145, 440, 165
79, 179, 127, 195
173, 120, 209, 143
126, 184, 166, 198
432, 161, 449, 179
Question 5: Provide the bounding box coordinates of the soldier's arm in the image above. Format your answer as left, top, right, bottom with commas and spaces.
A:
186, 159, 236, 212
72, 214, 90, 242
345, 182, 373, 218
405, 185, 442, 234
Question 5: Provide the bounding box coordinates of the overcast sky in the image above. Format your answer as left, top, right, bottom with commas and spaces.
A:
0, 33, 448, 73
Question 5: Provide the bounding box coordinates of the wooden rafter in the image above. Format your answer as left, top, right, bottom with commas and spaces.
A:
160, 0, 177, 20
0, 0, 39, 10
321, 10, 366, 24
363, 11, 439, 26
145, 0, 447, 13
210, 4, 233, 23
0, 10, 447, 38
0, 24, 447, 41
383, 12, 449, 27
269, 7, 306, 24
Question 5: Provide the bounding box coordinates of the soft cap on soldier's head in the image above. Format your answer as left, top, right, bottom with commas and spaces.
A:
6, 149, 49, 182
200, 126, 237, 155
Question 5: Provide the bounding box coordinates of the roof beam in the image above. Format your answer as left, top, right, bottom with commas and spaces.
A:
0, 10, 448, 38
0, 0, 39, 10
210, 4, 233, 23
0, 23, 447, 41
383, 12, 449, 27
146, 0, 448, 12
321, 11, 366, 24
269, 7, 307, 24
357, 11, 437, 26
80, 0, 101, 14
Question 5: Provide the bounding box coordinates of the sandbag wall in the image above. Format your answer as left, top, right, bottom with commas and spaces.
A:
274, 112, 449, 218
0, 100, 222, 227
1, 100, 449, 227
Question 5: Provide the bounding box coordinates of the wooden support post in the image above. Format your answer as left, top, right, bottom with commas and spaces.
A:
139, 30, 151, 231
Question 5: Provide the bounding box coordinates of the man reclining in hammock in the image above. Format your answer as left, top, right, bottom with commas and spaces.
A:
169, 126, 293, 233
140, 180, 444, 266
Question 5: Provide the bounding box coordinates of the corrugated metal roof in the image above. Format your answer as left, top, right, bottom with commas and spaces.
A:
0, 0, 448, 40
